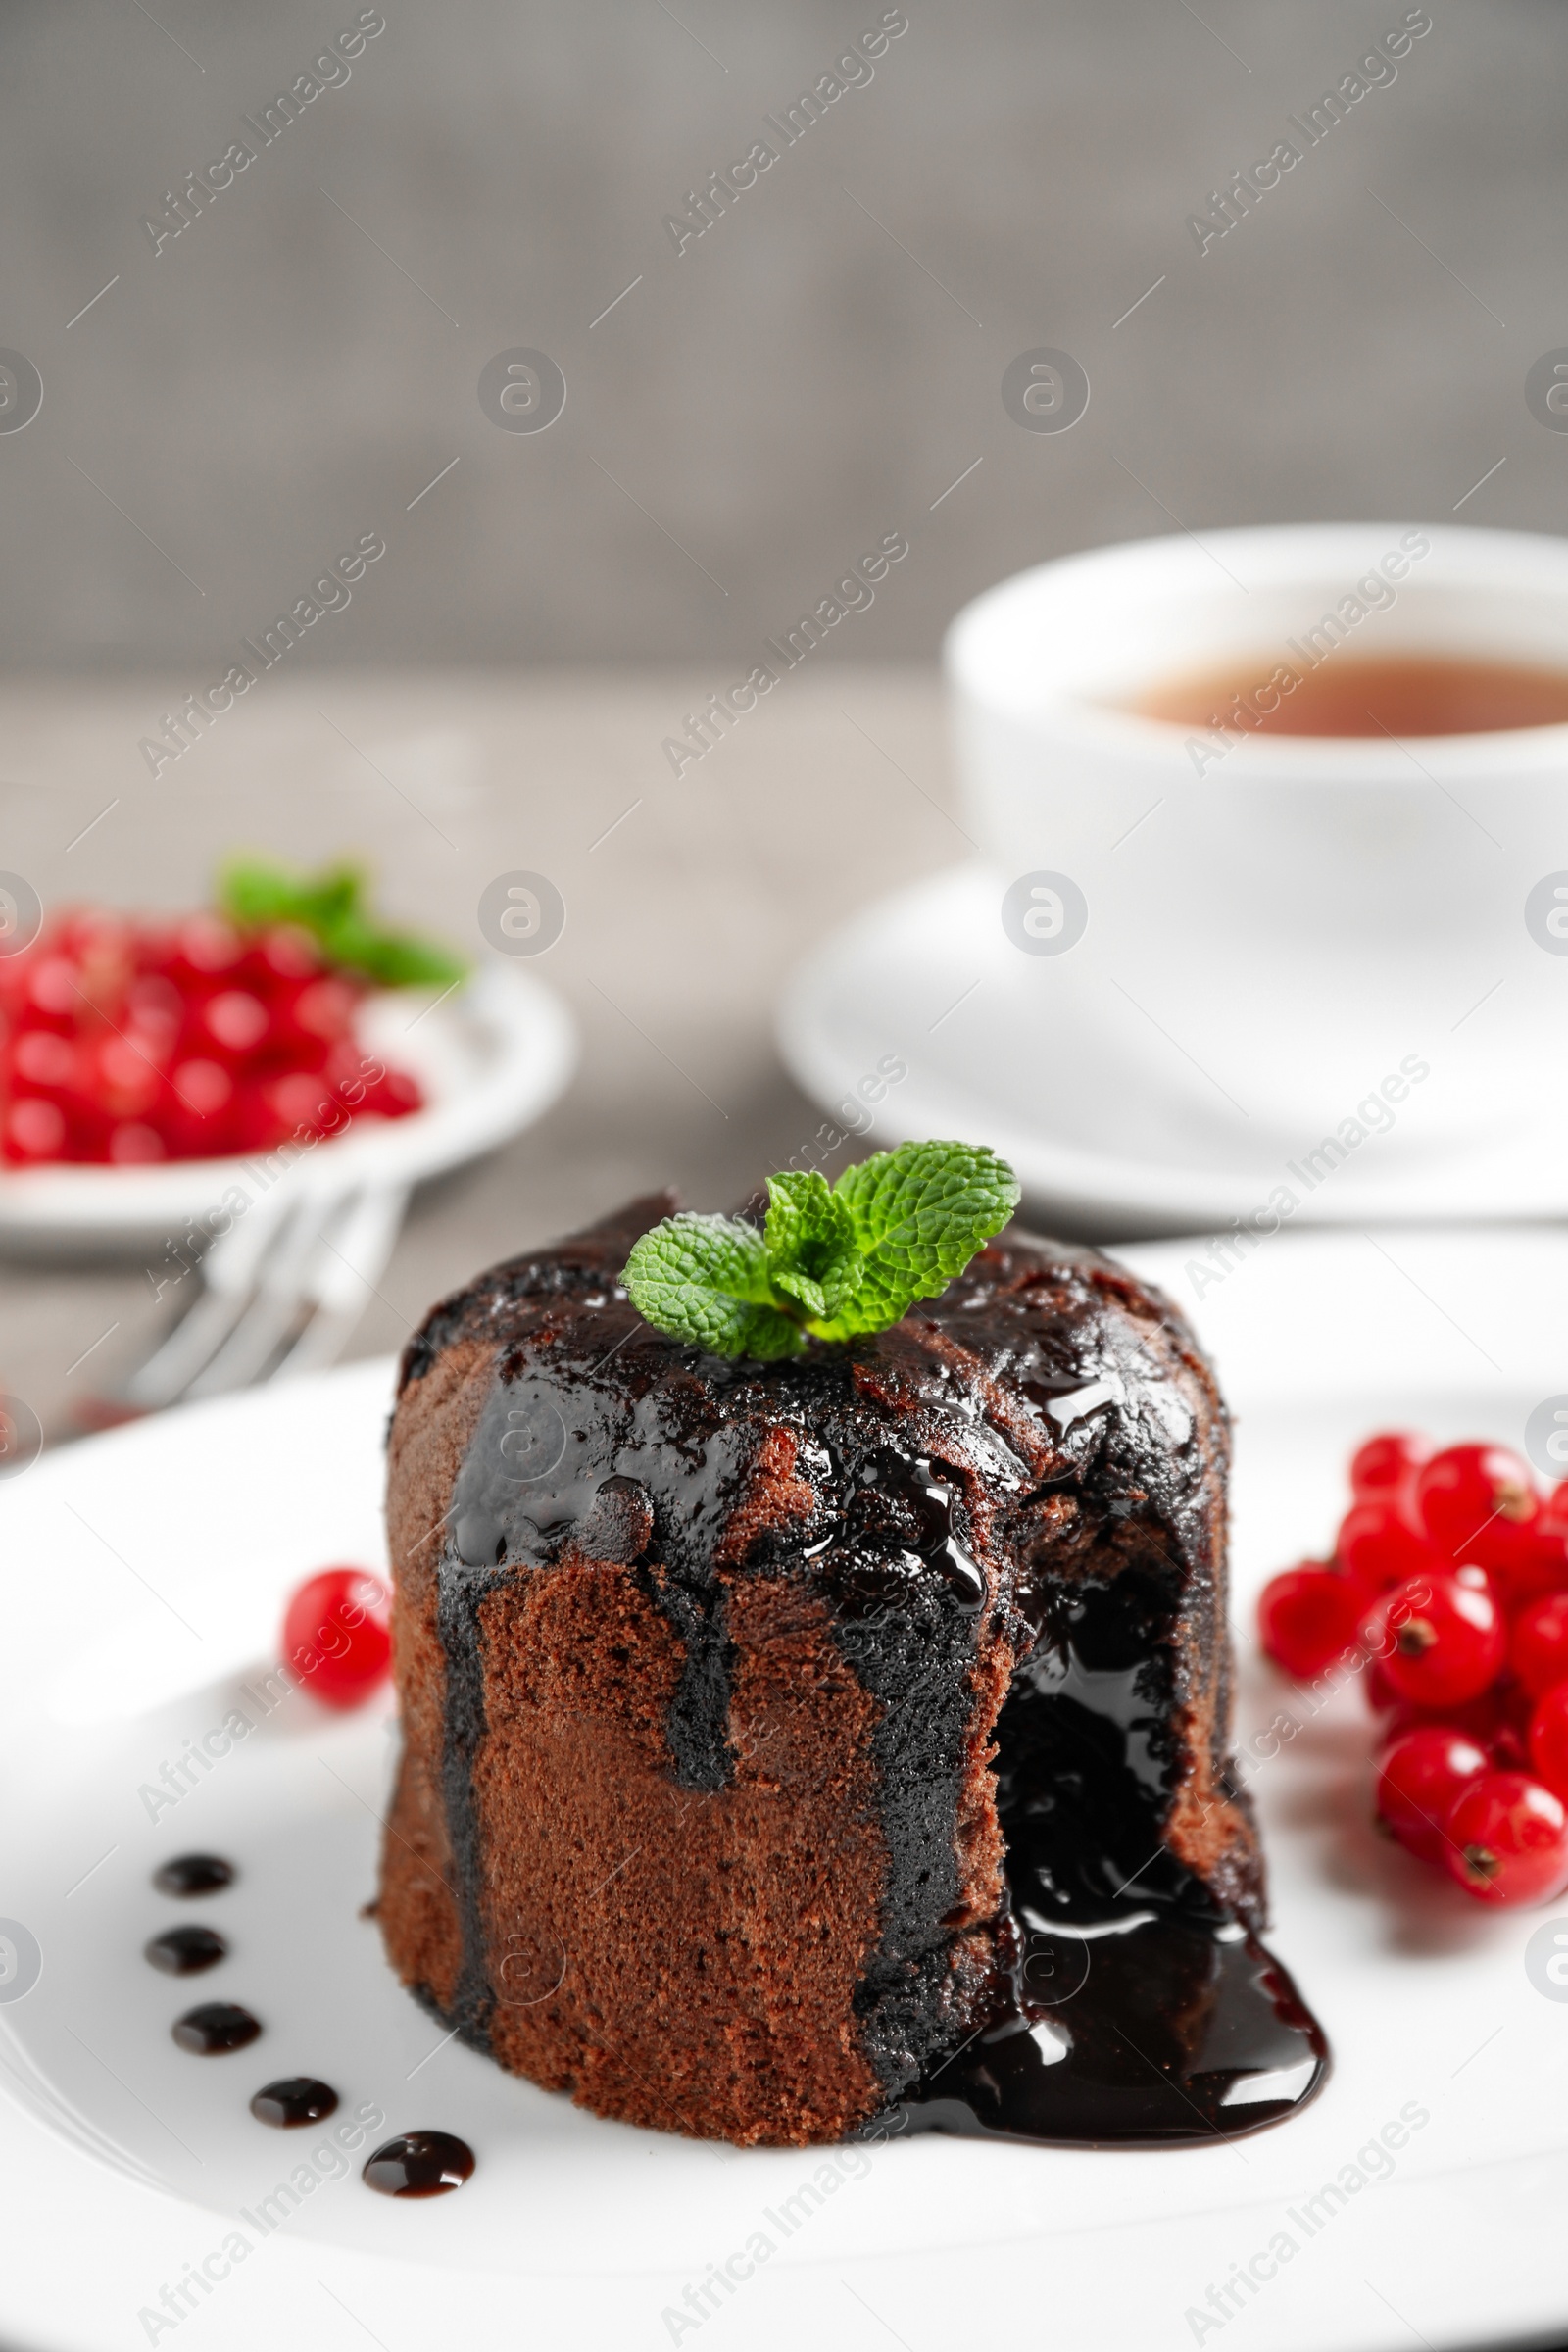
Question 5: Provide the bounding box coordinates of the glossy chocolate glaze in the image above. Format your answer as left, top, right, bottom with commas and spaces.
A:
397, 1196, 1325, 2143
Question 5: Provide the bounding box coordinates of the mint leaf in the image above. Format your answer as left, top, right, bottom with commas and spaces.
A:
220, 858, 358, 935
815, 1141, 1020, 1338
763, 1171, 862, 1321
218, 858, 467, 990
623, 1214, 805, 1359
622, 1141, 1018, 1359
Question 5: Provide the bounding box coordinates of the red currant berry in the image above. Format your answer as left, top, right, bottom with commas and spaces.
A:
11, 1031, 76, 1090
1349, 1431, 1430, 1501
1376, 1725, 1489, 1862
1542, 1484, 1568, 1539
1336, 1501, 1441, 1598
1364, 1570, 1506, 1709
169, 913, 245, 984
1415, 1443, 1541, 1572
95, 1036, 161, 1118
200, 989, 270, 1059
282, 1568, 392, 1708
251, 923, 322, 986
291, 977, 358, 1048
1492, 1525, 1568, 1607
362, 1066, 422, 1120
171, 1057, 233, 1122
1511, 1593, 1568, 1700
24, 955, 82, 1023
107, 1121, 165, 1164
265, 1070, 335, 1136
1364, 1656, 1400, 1713
126, 969, 182, 1025
5, 1098, 67, 1161
1444, 1771, 1568, 1906
1529, 1682, 1568, 1802
230, 1087, 291, 1154
1257, 1564, 1362, 1678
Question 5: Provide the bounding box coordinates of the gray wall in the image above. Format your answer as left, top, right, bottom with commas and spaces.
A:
1, 0, 1562, 671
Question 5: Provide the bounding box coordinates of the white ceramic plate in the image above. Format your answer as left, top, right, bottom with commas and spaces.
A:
0, 962, 577, 1255
1, 1228, 1566, 2352
777, 867, 1568, 1237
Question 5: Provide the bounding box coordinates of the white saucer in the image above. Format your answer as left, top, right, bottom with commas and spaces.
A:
0, 963, 577, 1256
3, 1228, 1568, 2349
778, 866, 1568, 1237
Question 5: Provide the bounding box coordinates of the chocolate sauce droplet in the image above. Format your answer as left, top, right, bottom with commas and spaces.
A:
145, 1925, 227, 1976
153, 1853, 235, 1897
172, 2001, 261, 2054
250, 2077, 339, 2128
362, 2131, 474, 2196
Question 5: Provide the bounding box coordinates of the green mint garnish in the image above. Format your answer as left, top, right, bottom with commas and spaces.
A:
218, 858, 467, 989
617, 1214, 808, 1361
622, 1141, 1020, 1358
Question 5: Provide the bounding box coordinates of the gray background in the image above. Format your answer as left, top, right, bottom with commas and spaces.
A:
1, 0, 1563, 671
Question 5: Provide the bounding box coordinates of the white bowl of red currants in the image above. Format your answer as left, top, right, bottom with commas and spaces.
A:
0, 859, 575, 1253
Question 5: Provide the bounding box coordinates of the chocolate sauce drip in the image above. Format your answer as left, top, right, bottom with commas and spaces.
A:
363, 2131, 474, 2196
447, 1342, 754, 1795
153, 1853, 234, 1897
811, 1438, 997, 2090
997, 1565, 1197, 1923
893, 1560, 1327, 2143
435, 1558, 507, 2054
145, 1925, 226, 1976
172, 2002, 261, 2054
250, 2078, 339, 2128
640, 1571, 735, 1790
897, 1920, 1326, 2144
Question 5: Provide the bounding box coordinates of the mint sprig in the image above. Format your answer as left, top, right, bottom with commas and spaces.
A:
622, 1142, 1019, 1358
218, 858, 467, 989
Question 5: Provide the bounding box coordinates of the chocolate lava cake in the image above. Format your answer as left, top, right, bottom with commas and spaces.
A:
378, 1195, 1325, 2147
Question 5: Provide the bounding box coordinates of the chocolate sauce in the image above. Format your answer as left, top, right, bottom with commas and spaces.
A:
172, 2002, 261, 2054
362, 2131, 474, 2196
144, 1925, 226, 1976
250, 2078, 339, 2128
897, 1917, 1326, 2144
154, 1853, 234, 1897
896, 1564, 1327, 2144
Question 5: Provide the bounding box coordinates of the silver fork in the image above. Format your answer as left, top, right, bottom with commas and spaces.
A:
113, 1178, 410, 1413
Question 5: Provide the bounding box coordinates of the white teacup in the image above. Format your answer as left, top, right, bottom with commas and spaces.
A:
944, 523, 1568, 1173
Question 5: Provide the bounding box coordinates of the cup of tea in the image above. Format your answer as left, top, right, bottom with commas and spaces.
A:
945, 523, 1568, 1173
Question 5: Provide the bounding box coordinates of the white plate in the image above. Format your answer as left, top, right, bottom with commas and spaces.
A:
1, 1227, 1566, 2352
0, 962, 577, 1255
778, 867, 1568, 1237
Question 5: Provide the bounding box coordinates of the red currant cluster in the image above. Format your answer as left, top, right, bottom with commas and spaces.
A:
282, 1566, 392, 1708
0, 909, 422, 1166
1259, 1434, 1568, 1908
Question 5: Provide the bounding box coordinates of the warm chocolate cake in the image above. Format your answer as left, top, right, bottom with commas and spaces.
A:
378, 1194, 1325, 2147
